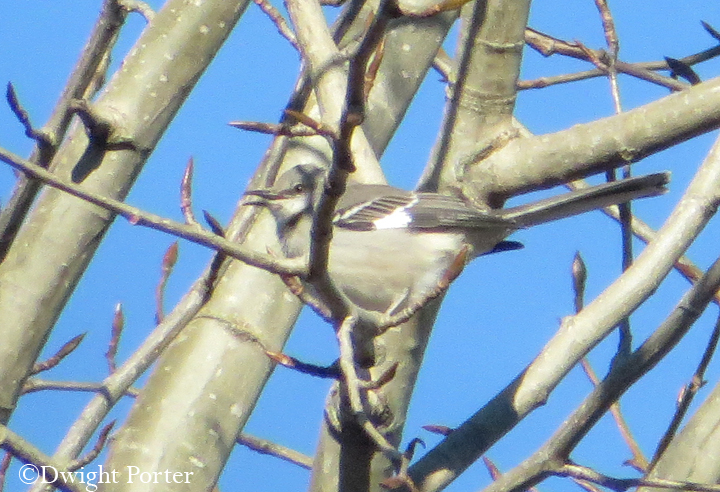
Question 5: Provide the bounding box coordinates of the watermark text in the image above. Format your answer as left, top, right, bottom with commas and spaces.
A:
19, 464, 194, 491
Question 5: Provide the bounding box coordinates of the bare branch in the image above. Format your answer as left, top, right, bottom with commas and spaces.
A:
67, 98, 139, 151
409, 129, 720, 492
557, 463, 720, 492
523, 28, 691, 91
574, 251, 645, 468
5, 83, 53, 147
0, 146, 307, 276
479, 251, 720, 492
238, 433, 313, 469
21, 379, 139, 398
0, 0, 127, 258
279, 274, 335, 322
69, 421, 115, 470
579, 357, 648, 471
265, 350, 339, 378
432, 47, 453, 82
566, 179, 720, 306
594, 0, 619, 62
518, 65, 687, 92
651, 314, 720, 466
364, 36, 386, 99
283, 109, 339, 137
590, 0, 636, 366
116, 0, 155, 21
0, 425, 86, 492
252, 0, 299, 50
47, 268, 215, 462
0, 451, 11, 491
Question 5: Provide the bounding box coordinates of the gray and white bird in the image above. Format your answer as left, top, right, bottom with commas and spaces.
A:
245, 164, 668, 315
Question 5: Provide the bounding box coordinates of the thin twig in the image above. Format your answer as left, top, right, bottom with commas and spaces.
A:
480, 252, 720, 492
284, 0, 388, 324
409, 127, 720, 492
21, 379, 139, 397
650, 314, 720, 467
252, 0, 299, 50
579, 359, 648, 471
307, 0, 393, 318
574, 251, 645, 468
283, 110, 338, 137
0, 451, 11, 492
285, 0, 390, 324
593, 0, 622, 110
45, 262, 217, 463
238, 432, 313, 469
0, 0, 128, 260
265, 350, 339, 378
566, 179, 720, 306
0, 146, 307, 276
557, 463, 720, 492
523, 28, 697, 91
422, 425, 454, 437
116, 0, 155, 21
518, 65, 687, 92
432, 47, 453, 82
280, 274, 335, 322
0, 425, 86, 492
363, 36, 385, 99
5, 83, 52, 146
69, 421, 115, 470
665, 57, 702, 85
592, 0, 634, 364
572, 477, 604, 492
483, 456, 502, 481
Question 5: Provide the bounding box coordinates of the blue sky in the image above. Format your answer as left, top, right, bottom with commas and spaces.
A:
2, 1, 720, 491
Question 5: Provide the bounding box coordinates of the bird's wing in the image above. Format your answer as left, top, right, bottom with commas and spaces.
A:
334, 187, 416, 231
334, 188, 516, 231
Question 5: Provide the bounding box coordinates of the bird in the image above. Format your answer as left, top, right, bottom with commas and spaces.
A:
244, 164, 669, 317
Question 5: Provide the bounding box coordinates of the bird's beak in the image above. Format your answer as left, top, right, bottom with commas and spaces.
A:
243, 189, 277, 206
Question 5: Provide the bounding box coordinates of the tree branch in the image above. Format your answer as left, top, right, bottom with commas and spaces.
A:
0, 147, 307, 276
409, 129, 720, 492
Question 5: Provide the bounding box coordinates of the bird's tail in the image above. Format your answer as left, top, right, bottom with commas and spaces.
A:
500, 172, 670, 227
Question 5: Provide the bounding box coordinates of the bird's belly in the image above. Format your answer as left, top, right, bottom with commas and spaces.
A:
329, 229, 465, 314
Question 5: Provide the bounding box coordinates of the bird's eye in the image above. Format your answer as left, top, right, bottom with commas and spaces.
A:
293, 184, 305, 193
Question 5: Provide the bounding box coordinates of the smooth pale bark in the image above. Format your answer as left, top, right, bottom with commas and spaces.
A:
0, 0, 251, 424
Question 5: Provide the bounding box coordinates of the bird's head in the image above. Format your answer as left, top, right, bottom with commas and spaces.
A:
244, 164, 326, 230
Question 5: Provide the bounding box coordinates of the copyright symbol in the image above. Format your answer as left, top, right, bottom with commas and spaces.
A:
19, 464, 39, 484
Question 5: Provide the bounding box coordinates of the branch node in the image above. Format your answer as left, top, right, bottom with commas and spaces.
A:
68, 99, 139, 151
